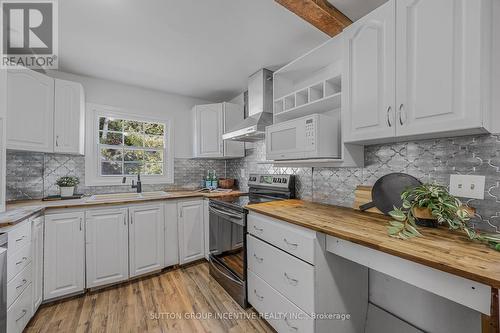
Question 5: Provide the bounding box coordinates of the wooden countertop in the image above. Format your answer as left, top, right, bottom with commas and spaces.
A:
246, 199, 500, 289
1, 190, 244, 227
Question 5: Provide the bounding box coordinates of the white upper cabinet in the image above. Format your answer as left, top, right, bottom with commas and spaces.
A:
178, 200, 204, 264
342, 0, 396, 143
128, 204, 165, 277
44, 211, 85, 300
54, 79, 85, 155
85, 208, 129, 288
395, 0, 489, 137
343, 0, 497, 144
193, 102, 244, 158
7, 68, 54, 152
0, 69, 6, 213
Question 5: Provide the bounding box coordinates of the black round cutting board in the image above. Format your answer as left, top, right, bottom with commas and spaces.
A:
359, 173, 422, 215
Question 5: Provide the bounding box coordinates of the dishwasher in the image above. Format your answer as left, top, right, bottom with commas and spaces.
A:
0, 233, 6, 333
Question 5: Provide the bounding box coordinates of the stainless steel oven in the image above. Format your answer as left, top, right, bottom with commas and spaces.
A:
208, 200, 247, 308
208, 174, 295, 308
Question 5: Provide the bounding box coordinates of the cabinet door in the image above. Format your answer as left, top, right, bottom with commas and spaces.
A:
342, 0, 396, 143
7, 69, 54, 152
0, 70, 6, 213
32, 216, 44, 312
164, 201, 179, 267
129, 205, 165, 277
44, 212, 85, 300
54, 79, 85, 155
178, 200, 204, 264
86, 208, 129, 288
396, 0, 484, 137
194, 104, 223, 158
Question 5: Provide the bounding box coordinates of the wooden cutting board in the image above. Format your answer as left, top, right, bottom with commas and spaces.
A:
353, 185, 384, 215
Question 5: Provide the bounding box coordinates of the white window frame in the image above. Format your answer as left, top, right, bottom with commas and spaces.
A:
85, 103, 174, 186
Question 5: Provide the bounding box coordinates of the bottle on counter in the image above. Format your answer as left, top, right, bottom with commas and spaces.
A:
212, 170, 218, 190
205, 170, 213, 189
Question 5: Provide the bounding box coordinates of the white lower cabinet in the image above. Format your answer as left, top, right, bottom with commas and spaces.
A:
85, 208, 129, 288
31, 216, 44, 312
7, 284, 33, 333
129, 204, 165, 277
248, 212, 368, 333
44, 211, 85, 301
178, 200, 204, 264
165, 201, 179, 267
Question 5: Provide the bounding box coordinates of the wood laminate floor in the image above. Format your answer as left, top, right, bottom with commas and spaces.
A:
25, 263, 274, 333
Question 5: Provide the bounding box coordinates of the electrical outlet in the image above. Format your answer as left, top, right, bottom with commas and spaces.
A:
241, 169, 246, 178
449, 175, 485, 200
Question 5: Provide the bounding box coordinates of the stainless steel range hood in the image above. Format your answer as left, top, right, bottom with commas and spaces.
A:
222, 68, 273, 142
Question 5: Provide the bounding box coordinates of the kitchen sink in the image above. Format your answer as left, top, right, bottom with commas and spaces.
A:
87, 191, 172, 202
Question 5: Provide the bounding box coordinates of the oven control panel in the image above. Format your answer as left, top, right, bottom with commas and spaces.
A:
248, 174, 293, 189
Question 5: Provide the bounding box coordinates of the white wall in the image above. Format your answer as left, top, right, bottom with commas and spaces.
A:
493, 0, 500, 134
47, 70, 212, 158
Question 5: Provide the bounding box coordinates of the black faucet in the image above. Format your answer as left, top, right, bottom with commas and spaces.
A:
123, 173, 142, 193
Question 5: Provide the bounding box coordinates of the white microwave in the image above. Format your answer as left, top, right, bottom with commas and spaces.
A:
266, 113, 341, 160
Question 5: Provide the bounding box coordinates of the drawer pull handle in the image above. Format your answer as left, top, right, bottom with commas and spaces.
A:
15, 236, 24, 242
284, 272, 299, 286
254, 289, 264, 301
16, 279, 28, 289
16, 309, 27, 322
15, 257, 28, 265
283, 238, 298, 248
253, 225, 264, 232
284, 318, 298, 331
253, 254, 264, 263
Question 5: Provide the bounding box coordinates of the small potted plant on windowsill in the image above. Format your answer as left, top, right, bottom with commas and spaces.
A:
56, 176, 80, 198
388, 183, 500, 251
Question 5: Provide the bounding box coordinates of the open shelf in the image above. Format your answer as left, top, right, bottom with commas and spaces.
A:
275, 92, 341, 122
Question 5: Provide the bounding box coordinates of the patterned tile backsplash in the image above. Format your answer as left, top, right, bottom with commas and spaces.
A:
6, 151, 226, 201
226, 134, 500, 233
6, 133, 500, 232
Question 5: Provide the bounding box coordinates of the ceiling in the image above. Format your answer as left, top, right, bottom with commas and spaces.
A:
58, 0, 329, 101
58, 0, 387, 102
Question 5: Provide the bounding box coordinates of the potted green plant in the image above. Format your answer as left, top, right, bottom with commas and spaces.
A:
388, 183, 500, 251
56, 176, 80, 198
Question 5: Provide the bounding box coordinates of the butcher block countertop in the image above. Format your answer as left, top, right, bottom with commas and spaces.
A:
246, 199, 500, 289
0, 190, 244, 227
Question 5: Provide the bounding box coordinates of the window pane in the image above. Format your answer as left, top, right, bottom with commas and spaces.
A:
124, 162, 142, 175
124, 150, 144, 162
124, 133, 144, 147
144, 163, 163, 175
101, 162, 123, 175
99, 117, 123, 132
124, 120, 143, 133
100, 148, 123, 161
145, 123, 164, 136
144, 135, 164, 148
144, 150, 163, 162
99, 132, 123, 145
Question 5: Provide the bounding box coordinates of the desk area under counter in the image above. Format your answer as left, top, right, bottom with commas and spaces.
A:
245, 199, 500, 333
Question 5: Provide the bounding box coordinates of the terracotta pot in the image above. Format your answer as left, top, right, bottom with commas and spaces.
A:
218, 178, 235, 189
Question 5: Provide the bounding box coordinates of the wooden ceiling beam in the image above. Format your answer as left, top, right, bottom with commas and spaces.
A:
275, 0, 352, 37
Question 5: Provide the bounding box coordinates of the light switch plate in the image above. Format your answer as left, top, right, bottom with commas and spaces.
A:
449, 175, 485, 200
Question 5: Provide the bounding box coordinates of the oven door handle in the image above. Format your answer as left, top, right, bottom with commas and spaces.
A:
209, 206, 243, 220
209, 259, 243, 285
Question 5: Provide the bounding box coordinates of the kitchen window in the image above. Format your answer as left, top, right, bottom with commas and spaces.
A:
85, 104, 174, 186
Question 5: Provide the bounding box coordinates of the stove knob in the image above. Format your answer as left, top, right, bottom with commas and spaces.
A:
282, 178, 287, 184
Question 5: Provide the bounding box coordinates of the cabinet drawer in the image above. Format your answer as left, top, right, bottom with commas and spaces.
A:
248, 213, 316, 264
248, 235, 315, 314
7, 220, 31, 254
7, 283, 33, 333
248, 270, 314, 333
7, 244, 31, 281
7, 263, 32, 308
